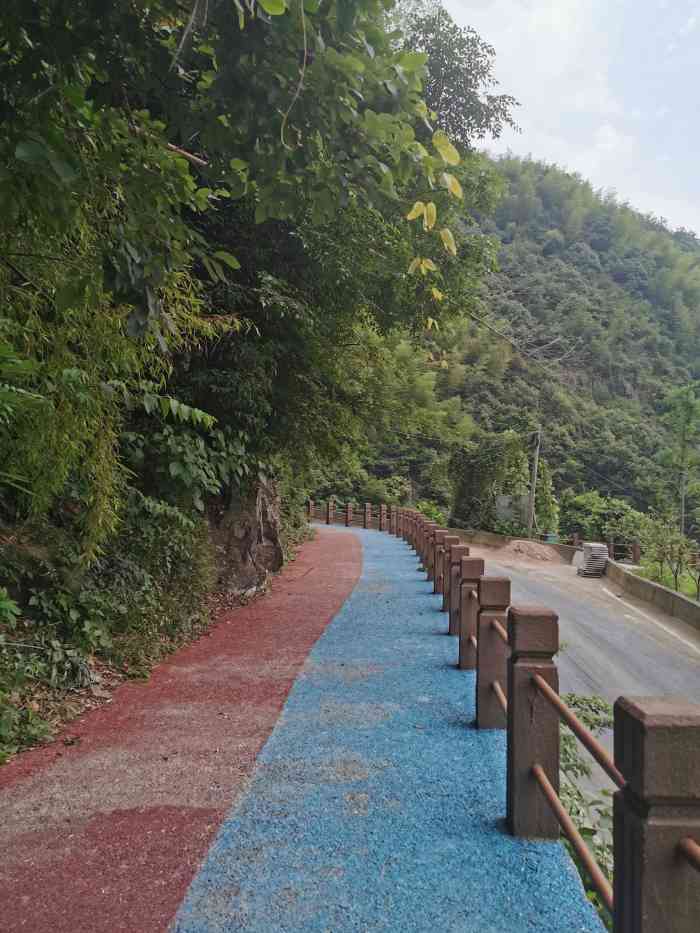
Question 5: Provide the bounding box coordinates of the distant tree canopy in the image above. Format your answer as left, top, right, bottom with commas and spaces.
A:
411, 156, 700, 529
400, 0, 519, 147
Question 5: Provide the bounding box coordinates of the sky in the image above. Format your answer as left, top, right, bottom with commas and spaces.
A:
445, 0, 700, 234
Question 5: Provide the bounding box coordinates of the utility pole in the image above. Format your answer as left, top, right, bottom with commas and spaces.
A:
680, 468, 687, 536
526, 427, 541, 539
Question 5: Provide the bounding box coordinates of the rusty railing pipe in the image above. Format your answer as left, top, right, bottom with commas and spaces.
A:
678, 836, 700, 873
492, 680, 508, 714
532, 764, 614, 914
532, 673, 625, 789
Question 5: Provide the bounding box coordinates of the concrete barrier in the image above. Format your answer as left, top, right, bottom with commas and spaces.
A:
606, 560, 700, 633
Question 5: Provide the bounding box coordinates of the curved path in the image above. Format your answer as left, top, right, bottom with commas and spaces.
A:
174, 527, 600, 933
1, 525, 601, 932
0, 528, 361, 933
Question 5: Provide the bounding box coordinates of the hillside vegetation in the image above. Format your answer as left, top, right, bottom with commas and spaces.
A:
457, 156, 700, 511
0, 0, 504, 759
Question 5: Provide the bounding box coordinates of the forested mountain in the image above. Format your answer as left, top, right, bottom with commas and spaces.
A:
430, 157, 700, 513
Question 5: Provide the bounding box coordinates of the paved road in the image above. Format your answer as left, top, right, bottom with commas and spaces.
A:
463, 548, 700, 796
473, 553, 700, 703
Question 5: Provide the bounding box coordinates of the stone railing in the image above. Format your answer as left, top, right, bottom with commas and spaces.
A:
310, 501, 700, 931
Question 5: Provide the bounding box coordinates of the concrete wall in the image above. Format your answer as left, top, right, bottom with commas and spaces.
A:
606, 560, 700, 633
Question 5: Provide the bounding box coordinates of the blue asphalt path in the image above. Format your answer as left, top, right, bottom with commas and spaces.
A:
174, 527, 603, 932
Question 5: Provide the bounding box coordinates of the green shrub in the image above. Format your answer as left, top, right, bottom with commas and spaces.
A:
415, 499, 447, 525
0, 495, 216, 760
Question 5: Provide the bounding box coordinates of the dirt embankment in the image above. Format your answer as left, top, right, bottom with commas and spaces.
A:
497, 539, 565, 562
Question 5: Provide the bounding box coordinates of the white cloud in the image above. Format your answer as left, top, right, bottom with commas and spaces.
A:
444, 1, 622, 126
444, 1, 699, 232
679, 13, 698, 35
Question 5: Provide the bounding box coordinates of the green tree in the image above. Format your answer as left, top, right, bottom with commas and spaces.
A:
400, 1, 519, 147
660, 384, 700, 534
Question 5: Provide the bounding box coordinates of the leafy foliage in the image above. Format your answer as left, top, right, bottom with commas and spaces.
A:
1, 0, 514, 758
449, 430, 528, 529
400, 0, 519, 147
559, 693, 615, 928
467, 157, 700, 511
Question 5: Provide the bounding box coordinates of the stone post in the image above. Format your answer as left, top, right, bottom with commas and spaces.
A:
476, 577, 511, 729
458, 558, 485, 669
417, 516, 425, 560
364, 502, 371, 529
307, 499, 314, 520
607, 536, 615, 559
326, 500, 333, 525
345, 502, 353, 527
421, 522, 437, 573
432, 530, 448, 594
612, 697, 700, 933
420, 519, 432, 568
390, 506, 397, 535
507, 606, 559, 838
631, 540, 641, 564
572, 531, 580, 548
446, 544, 470, 632
414, 514, 423, 556
379, 504, 387, 532
426, 526, 439, 582
437, 536, 460, 599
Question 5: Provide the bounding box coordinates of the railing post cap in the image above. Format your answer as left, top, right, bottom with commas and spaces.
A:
507, 605, 558, 655
448, 543, 470, 564
433, 529, 449, 543
460, 556, 485, 579
443, 534, 461, 546
478, 576, 511, 609
615, 696, 700, 801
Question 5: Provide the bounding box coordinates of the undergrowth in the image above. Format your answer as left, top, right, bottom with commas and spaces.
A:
0, 495, 216, 763
560, 693, 615, 930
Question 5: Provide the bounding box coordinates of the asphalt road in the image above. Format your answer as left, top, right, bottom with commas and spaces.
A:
469, 550, 700, 794
471, 551, 700, 703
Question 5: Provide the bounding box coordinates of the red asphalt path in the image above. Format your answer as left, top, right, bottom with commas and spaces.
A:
0, 527, 362, 933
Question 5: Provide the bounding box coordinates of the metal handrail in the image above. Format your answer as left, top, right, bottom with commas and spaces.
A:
492, 680, 508, 714
532, 764, 614, 913
678, 836, 700, 873
491, 619, 509, 645
532, 673, 625, 789
468, 634, 478, 651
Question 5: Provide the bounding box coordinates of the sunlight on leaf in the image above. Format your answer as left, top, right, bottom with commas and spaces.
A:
432, 130, 460, 166
258, 0, 287, 14
440, 227, 457, 256
442, 172, 463, 200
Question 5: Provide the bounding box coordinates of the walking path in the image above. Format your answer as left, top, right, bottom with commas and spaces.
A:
174, 527, 601, 932
0, 528, 361, 933
2, 525, 602, 932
